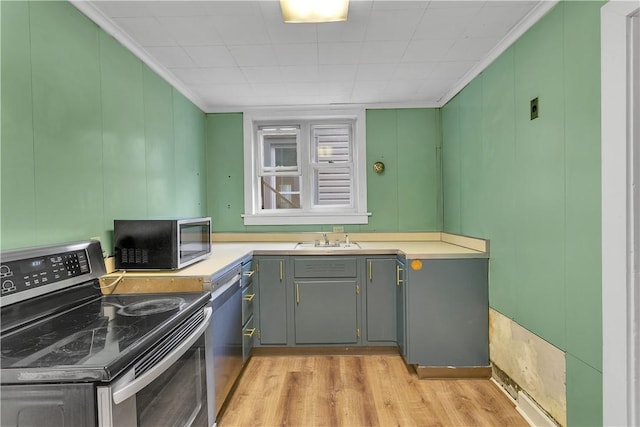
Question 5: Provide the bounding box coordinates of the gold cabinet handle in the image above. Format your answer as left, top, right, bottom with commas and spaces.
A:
279, 261, 283, 281
243, 270, 255, 278
296, 283, 300, 304
244, 328, 256, 337
243, 293, 255, 301
368, 261, 372, 281
396, 265, 404, 286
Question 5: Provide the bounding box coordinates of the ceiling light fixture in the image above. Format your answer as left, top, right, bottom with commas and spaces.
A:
280, 0, 349, 23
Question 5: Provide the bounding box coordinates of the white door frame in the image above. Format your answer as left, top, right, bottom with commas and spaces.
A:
601, 2, 640, 426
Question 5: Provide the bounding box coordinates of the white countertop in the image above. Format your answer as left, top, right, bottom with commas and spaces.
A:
104, 236, 487, 282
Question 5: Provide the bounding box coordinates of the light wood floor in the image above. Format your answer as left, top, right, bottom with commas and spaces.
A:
218, 354, 528, 427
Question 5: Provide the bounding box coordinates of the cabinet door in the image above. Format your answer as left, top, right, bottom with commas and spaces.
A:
365, 258, 397, 342
294, 280, 358, 344
396, 259, 407, 357
257, 257, 288, 345
406, 259, 488, 366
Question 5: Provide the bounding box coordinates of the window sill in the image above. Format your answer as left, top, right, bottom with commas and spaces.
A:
242, 212, 371, 226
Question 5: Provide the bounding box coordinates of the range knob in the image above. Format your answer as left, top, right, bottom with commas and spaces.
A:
2, 280, 16, 294
0, 265, 12, 278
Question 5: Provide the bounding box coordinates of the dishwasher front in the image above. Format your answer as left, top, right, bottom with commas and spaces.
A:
209, 267, 243, 420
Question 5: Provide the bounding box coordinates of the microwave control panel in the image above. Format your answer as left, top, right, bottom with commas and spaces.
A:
1, 250, 90, 296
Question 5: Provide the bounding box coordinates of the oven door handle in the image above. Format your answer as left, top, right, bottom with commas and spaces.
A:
111, 306, 212, 405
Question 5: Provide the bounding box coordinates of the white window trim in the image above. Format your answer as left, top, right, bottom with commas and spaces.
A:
242, 108, 370, 225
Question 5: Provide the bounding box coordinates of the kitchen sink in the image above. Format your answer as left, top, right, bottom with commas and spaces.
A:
293, 241, 361, 250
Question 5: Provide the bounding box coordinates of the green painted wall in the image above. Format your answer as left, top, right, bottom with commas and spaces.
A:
0, 1, 206, 253
441, 2, 603, 425
205, 108, 442, 232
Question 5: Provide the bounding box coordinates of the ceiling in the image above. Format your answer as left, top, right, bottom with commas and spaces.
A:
73, 0, 552, 112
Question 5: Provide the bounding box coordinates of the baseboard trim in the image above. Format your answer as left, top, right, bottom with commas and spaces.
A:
516, 391, 558, 427
252, 346, 400, 356
414, 365, 492, 379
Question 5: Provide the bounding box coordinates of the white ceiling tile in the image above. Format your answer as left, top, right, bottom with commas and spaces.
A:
393, 62, 438, 80
418, 79, 458, 100
145, 46, 196, 68
183, 46, 236, 67
463, 4, 536, 38
351, 81, 388, 103
428, 1, 487, 9
93, 1, 153, 18
371, 0, 430, 10
253, 83, 291, 97
156, 16, 223, 46
113, 17, 176, 47
195, 83, 254, 98
365, 9, 425, 41
171, 67, 246, 85
281, 65, 320, 82
316, 81, 353, 96
356, 63, 397, 81
146, 1, 208, 17
318, 65, 359, 81
445, 37, 501, 61
86, 0, 543, 110
413, 7, 482, 40
359, 41, 408, 64
318, 42, 363, 65
211, 15, 271, 45
266, 22, 318, 44
203, 1, 263, 16
428, 61, 477, 80
286, 82, 328, 96
229, 45, 278, 67
273, 43, 319, 66
317, 2, 372, 43
242, 66, 283, 84
402, 39, 456, 62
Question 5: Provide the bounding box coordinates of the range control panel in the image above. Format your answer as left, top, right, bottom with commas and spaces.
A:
1, 250, 90, 296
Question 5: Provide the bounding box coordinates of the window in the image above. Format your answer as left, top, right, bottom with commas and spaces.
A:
243, 109, 369, 225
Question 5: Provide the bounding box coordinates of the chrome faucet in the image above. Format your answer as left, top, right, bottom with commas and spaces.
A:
322, 233, 329, 246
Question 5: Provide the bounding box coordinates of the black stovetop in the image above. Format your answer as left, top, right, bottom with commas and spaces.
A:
0, 287, 210, 384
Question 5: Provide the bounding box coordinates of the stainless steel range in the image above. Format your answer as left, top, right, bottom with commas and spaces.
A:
0, 240, 213, 427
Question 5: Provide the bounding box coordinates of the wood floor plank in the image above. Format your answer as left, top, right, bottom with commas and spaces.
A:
218, 355, 528, 427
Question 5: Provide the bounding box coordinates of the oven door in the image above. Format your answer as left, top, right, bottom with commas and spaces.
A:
97, 307, 213, 427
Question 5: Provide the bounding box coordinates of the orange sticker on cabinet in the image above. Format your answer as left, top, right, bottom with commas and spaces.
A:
410, 260, 423, 271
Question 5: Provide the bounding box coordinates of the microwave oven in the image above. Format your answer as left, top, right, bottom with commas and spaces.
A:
114, 217, 212, 270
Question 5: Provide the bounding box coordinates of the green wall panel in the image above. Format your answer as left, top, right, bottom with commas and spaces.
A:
0, 1, 206, 252
566, 354, 602, 426
513, 5, 566, 350
563, 0, 603, 371
458, 78, 486, 236
143, 67, 176, 218
365, 109, 400, 231
440, 2, 604, 422
205, 113, 244, 232
397, 109, 441, 231
30, 1, 104, 245
479, 48, 518, 317
173, 91, 206, 217
1, 1, 37, 248
441, 99, 461, 233
100, 32, 146, 226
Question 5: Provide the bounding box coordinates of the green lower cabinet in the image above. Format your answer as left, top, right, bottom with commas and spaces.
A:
365, 258, 397, 342
294, 280, 359, 344
405, 258, 489, 367
256, 257, 288, 345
